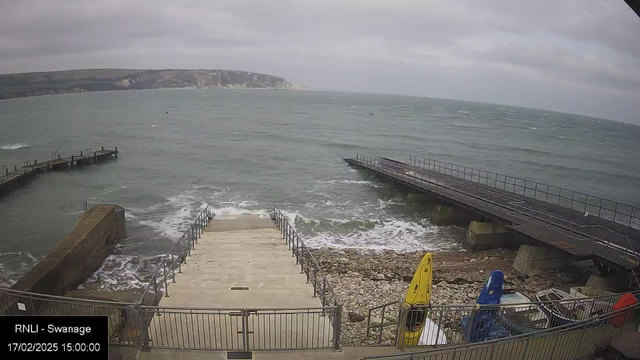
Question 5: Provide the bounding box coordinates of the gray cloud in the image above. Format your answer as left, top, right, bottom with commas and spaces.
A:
0, 0, 639, 123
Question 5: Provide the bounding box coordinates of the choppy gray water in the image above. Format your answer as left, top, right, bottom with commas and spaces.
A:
1, 89, 639, 289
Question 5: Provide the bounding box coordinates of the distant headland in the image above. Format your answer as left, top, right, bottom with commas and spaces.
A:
0, 68, 308, 100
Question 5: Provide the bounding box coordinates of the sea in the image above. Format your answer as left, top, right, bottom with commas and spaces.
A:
1, 89, 639, 290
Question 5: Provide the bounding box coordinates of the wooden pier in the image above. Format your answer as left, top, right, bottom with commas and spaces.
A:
0, 147, 118, 197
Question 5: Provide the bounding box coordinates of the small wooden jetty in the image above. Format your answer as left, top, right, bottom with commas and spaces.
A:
0, 146, 118, 197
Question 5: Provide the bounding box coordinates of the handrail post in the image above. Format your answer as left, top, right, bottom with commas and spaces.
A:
305, 248, 310, 283
322, 277, 327, 306
152, 277, 158, 298
333, 304, 342, 351
171, 254, 176, 283
193, 227, 197, 246
137, 304, 150, 349
312, 267, 318, 297
178, 241, 183, 272
162, 259, 170, 297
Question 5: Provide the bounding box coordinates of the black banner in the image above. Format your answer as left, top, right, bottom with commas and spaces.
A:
0, 316, 108, 359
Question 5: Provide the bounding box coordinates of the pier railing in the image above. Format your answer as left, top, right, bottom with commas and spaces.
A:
353, 155, 640, 270
408, 155, 640, 229
364, 302, 640, 360
139, 206, 213, 305
272, 205, 343, 350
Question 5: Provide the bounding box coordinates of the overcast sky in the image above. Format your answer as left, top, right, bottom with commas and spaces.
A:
1, 0, 639, 124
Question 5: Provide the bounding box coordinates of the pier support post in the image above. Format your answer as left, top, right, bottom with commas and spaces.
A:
464, 221, 506, 251
585, 274, 625, 292
430, 205, 478, 226
512, 245, 573, 275
405, 193, 435, 205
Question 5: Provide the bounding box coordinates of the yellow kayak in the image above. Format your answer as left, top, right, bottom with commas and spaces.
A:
402, 252, 433, 346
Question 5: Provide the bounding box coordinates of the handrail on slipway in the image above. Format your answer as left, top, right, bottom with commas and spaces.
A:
138, 205, 213, 304
272, 205, 343, 350
271, 205, 342, 307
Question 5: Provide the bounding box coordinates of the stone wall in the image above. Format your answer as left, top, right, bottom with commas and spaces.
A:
10, 205, 126, 296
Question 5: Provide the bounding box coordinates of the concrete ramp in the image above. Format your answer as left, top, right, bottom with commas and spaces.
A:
147, 216, 333, 350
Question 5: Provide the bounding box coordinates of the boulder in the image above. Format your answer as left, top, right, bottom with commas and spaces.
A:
348, 312, 366, 322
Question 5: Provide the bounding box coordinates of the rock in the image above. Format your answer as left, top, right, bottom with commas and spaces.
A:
470, 259, 477, 263
382, 329, 394, 341
348, 312, 366, 322
528, 269, 542, 277
338, 257, 350, 263
484, 257, 489, 260
467, 292, 476, 299
369, 316, 382, 326
382, 284, 392, 292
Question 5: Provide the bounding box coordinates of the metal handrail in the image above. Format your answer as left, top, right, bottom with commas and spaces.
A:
272, 205, 343, 350
369, 288, 640, 313
409, 155, 640, 229
354, 155, 639, 269
272, 205, 341, 306
138, 205, 213, 305
368, 302, 640, 359
367, 301, 402, 345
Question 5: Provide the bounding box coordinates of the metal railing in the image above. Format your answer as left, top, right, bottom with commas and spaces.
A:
408, 155, 640, 229
353, 155, 640, 273
272, 205, 343, 350
139, 206, 213, 305
0, 287, 338, 351
367, 301, 402, 345
367, 290, 637, 348
364, 302, 640, 360
0, 287, 144, 346
141, 305, 338, 351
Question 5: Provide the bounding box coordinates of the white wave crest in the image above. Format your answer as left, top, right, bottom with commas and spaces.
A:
209, 206, 269, 219
302, 219, 461, 252
135, 191, 208, 239
0, 143, 29, 150
84, 254, 161, 291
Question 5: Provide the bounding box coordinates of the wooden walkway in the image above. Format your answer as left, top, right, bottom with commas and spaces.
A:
0, 147, 118, 197
345, 156, 640, 274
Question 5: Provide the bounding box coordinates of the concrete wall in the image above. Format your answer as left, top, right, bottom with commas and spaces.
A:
11, 204, 126, 296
